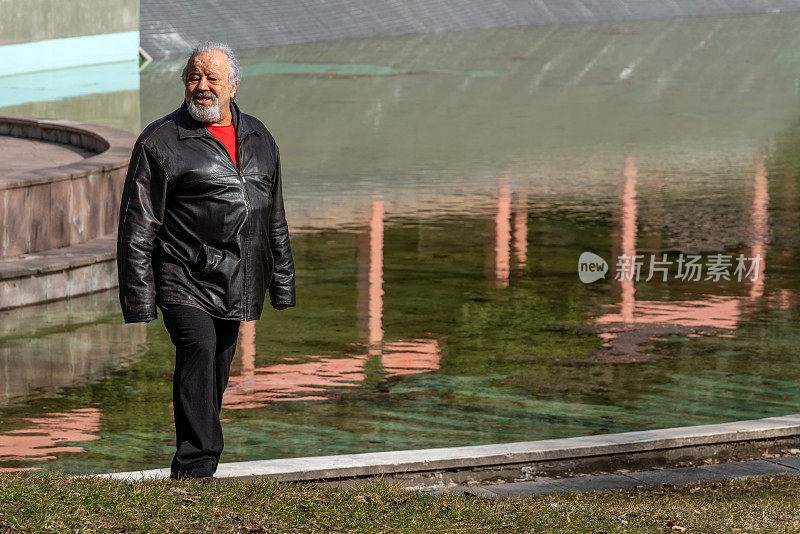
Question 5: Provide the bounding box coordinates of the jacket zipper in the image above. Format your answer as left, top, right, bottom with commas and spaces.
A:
238, 165, 252, 320
208, 133, 252, 320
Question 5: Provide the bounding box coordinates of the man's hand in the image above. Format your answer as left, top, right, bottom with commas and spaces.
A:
272, 303, 289, 310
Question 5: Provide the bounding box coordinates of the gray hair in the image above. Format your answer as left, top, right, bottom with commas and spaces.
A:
181, 41, 240, 89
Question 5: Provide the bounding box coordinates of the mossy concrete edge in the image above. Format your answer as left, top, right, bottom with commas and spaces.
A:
95, 413, 800, 488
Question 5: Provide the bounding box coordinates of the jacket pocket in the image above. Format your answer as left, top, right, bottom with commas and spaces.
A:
193, 245, 224, 276
252, 174, 274, 189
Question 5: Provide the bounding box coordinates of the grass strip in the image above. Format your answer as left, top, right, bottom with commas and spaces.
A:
2, 470, 800, 532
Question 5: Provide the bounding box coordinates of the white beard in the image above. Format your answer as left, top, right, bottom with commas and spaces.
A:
187, 92, 222, 123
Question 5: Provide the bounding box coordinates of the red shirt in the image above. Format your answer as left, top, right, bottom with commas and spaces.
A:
206, 123, 238, 168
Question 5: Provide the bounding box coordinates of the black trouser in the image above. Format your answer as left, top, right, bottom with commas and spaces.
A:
160, 303, 240, 478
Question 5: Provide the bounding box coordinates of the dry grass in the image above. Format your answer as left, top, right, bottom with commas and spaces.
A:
2, 471, 800, 532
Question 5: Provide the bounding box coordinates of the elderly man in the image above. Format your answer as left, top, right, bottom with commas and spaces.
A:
117, 42, 295, 481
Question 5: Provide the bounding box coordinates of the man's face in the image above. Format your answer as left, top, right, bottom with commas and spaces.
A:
184, 50, 238, 124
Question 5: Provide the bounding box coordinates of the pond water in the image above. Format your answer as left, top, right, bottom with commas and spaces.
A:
3, 12, 800, 474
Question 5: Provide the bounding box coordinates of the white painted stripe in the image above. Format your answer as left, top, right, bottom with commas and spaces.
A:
0, 31, 139, 77
1, 61, 139, 108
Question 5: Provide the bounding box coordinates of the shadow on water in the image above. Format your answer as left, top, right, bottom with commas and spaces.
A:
3, 13, 800, 473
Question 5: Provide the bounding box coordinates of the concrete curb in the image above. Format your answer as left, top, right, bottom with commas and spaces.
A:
95, 413, 800, 486
449, 458, 800, 498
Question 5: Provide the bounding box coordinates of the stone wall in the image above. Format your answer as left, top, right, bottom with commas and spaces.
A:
0, 0, 138, 46
0, 0, 139, 77
141, 0, 800, 58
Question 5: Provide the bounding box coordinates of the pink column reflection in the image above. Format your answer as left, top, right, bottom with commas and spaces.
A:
620, 155, 638, 323
356, 197, 384, 348
768, 169, 796, 310
368, 197, 385, 348
749, 156, 769, 301
229, 319, 257, 405
513, 192, 528, 273
494, 175, 512, 288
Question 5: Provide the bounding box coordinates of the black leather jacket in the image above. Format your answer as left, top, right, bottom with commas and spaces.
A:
117, 100, 295, 323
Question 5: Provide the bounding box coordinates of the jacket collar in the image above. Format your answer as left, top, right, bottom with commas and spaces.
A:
176, 99, 258, 141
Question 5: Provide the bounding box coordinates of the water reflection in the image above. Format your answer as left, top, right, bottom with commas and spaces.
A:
592, 153, 785, 360
2, 13, 800, 473
0, 292, 146, 467
224, 196, 440, 409
0, 293, 147, 405
0, 408, 101, 471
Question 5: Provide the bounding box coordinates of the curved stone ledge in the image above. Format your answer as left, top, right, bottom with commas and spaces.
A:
0, 115, 136, 259
0, 234, 117, 311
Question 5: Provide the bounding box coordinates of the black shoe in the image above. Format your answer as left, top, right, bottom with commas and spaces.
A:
170, 471, 215, 482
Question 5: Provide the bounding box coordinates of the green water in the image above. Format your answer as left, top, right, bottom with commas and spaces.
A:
3, 13, 800, 474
